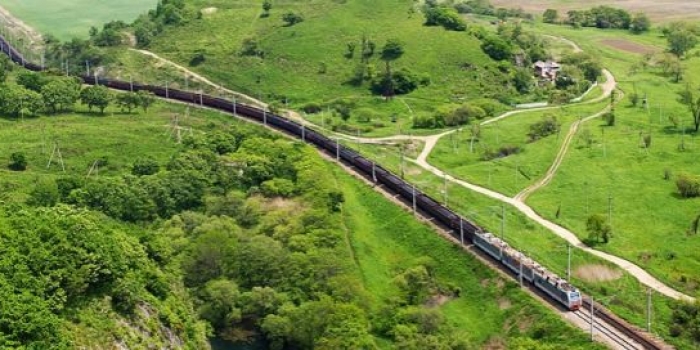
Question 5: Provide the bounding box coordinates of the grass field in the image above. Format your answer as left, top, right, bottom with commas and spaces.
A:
0, 99, 231, 201
490, 0, 700, 22
132, 0, 533, 136
0, 0, 157, 39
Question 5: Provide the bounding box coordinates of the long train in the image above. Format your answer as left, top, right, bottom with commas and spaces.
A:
0, 38, 580, 311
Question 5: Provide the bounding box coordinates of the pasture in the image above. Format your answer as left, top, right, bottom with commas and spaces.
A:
0, 0, 157, 39
490, 0, 700, 22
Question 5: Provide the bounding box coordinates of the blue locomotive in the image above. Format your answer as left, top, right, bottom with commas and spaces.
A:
473, 232, 582, 311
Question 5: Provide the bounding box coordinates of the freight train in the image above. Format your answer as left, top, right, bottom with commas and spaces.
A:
0, 35, 581, 311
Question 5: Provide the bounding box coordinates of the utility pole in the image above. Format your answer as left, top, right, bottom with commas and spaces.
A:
567, 244, 572, 281
590, 297, 595, 341
232, 97, 236, 115
200, 91, 204, 106
500, 203, 505, 240
647, 289, 652, 333
301, 124, 306, 142
335, 138, 340, 161
459, 219, 464, 245
263, 107, 267, 126
129, 75, 133, 92
372, 162, 377, 183
85, 60, 90, 76
412, 184, 417, 215
443, 173, 448, 206
165, 81, 169, 99
519, 255, 523, 286
608, 194, 613, 228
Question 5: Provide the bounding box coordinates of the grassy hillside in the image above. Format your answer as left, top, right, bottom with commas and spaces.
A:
0, 0, 157, 39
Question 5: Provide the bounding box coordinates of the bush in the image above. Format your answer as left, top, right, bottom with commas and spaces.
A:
527, 115, 560, 141
424, 7, 467, 31
370, 69, 429, 96
261, 178, 297, 198
482, 145, 522, 160
282, 12, 304, 26
604, 112, 615, 126
302, 102, 323, 114
9, 152, 27, 171
676, 173, 700, 198
132, 157, 160, 176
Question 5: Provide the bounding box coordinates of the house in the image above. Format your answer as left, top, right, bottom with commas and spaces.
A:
533, 60, 561, 82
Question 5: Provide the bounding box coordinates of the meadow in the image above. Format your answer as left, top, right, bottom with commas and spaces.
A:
0, 0, 157, 39
490, 0, 700, 22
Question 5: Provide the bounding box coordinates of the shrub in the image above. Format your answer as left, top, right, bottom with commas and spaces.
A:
676, 173, 700, 198
302, 102, 322, 114
282, 12, 304, 26
527, 115, 560, 141
604, 111, 615, 126
132, 157, 160, 176
9, 152, 27, 171
482, 145, 522, 160
261, 178, 296, 198
424, 7, 467, 31
370, 69, 428, 96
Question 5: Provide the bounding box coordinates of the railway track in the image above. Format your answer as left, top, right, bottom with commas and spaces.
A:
0, 34, 671, 350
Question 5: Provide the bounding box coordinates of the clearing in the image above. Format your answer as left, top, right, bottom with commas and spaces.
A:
599, 39, 658, 55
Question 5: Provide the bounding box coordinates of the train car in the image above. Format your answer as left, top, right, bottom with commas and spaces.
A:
501, 248, 537, 283
533, 270, 582, 310
472, 231, 505, 261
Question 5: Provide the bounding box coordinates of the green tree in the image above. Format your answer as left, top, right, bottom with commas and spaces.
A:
262, 0, 272, 17
676, 173, 700, 198
542, 9, 558, 24
80, 85, 112, 113
379, 39, 405, 98
137, 90, 156, 112
41, 78, 80, 114
667, 28, 698, 58
132, 157, 160, 176
198, 279, 242, 328
27, 179, 59, 207
481, 35, 512, 61
512, 68, 534, 94
282, 12, 304, 26
115, 92, 141, 113
586, 213, 612, 243
9, 152, 27, 171
630, 12, 651, 34
678, 83, 700, 132
16, 71, 48, 92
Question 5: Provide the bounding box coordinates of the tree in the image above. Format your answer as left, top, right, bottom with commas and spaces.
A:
16, 71, 48, 92
423, 6, 467, 31
379, 39, 405, 98
678, 83, 700, 132
132, 157, 160, 176
542, 9, 558, 24
80, 85, 112, 113
676, 173, 700, 198
41, 79, 81, 114
28, 179, 59, 207
198, 279, 242, 329
282, 12, 304, 26
137, 90, 156, 112
512, 68, 534, 94
630, 13, 651, 34
262, 0, 272, 17
667, 29, 697, 58
481, 35, 512, 61
9, 152, 27, 171
115, 92, 141, 113
586, 213, 612, 243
